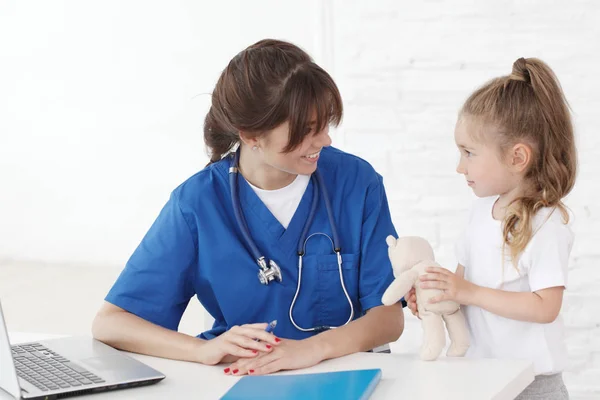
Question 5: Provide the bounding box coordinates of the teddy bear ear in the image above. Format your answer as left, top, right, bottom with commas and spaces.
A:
385, 235, 397, 247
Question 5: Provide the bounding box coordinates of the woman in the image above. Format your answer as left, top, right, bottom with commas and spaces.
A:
92, 39, 404, 376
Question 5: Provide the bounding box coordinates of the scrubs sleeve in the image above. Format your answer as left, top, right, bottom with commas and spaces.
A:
357, 176, 398, 311
105, 191, 197, 331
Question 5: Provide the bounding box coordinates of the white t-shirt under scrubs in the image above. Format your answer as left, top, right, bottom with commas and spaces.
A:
246, 174, 310, 229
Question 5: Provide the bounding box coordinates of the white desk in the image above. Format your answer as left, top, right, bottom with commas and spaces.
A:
5, 332, 534, 400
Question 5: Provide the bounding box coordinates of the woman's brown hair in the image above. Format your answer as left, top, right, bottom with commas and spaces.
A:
461, 57, 577, 264
203, 39, 343, 164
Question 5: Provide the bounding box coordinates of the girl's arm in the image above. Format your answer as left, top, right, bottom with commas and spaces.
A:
421, 264, 564, 324
467, 284, 563, 323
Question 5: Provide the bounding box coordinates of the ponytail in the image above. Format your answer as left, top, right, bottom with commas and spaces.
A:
203, 106, 238, 164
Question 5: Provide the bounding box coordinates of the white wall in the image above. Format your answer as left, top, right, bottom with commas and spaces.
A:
0, 0, 329, 267
330, 1, 600, 398
1, 1, 599, 398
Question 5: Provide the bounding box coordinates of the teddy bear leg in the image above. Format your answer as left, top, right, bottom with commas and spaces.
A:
443, 309, 470, 357
419, 312, 445, 361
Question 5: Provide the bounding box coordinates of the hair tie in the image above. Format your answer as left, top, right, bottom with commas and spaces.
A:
509, 57, 531, 83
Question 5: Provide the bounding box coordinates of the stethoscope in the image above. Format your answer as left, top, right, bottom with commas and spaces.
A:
228, 148, 354, 332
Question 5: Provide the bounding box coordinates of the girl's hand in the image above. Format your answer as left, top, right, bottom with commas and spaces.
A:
198, 323, 280, 366
224, 338, 323, 376
420, 266, 477, 305
405, 288, 420, 319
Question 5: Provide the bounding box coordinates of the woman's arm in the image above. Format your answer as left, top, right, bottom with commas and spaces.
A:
308, 303, 404, 360
421, 265, 564, 324
225, 303, 404, 376
92, 301, 280, 365
92, 301, 206, 362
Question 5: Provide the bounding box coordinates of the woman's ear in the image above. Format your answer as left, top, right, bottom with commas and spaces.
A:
510, 143, 532, 173
239, 131, 259, 149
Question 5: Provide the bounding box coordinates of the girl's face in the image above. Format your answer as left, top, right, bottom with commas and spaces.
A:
256, 119, 333, 176
454, 116, 522, 198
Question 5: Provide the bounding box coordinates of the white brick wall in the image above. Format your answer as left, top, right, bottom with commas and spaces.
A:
330, 1, 600, 398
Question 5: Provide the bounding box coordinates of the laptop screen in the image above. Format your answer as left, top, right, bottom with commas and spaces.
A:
0, 301, 22, 399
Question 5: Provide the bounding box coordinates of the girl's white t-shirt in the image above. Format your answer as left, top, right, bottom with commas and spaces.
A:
246, 174, 310, 229
456, 196, 574, 376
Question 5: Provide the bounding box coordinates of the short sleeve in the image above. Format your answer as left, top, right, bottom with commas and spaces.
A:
522, 220, 573, 292
105, 191, 197, 331
357, 176, 398, 311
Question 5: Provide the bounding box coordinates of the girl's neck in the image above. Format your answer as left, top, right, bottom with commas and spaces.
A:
492, 186, 526, 220
238, 145, 296, 190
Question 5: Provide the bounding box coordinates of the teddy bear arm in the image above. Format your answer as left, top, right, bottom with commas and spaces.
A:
381, 269, 419, 306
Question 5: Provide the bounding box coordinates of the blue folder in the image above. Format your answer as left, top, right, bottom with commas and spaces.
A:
220, 368, 382, 400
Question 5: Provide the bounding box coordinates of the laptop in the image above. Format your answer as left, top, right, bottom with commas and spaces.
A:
0, 301, 165, 399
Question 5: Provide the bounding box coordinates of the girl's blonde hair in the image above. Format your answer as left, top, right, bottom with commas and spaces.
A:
461, 57, 577, 264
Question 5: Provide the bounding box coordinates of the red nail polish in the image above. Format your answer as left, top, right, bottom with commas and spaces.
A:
224, 368, 230, 373
266, 345, 272, 349
252, 350, 258, 353
249, 369, 254, 373
232, 369, 239, 374
275, 338, 281, 343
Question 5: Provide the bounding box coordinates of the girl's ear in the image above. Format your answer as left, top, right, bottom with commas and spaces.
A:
510, 142, 532, 173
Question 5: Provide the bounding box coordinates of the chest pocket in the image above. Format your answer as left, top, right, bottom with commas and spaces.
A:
298, 253, 359, 328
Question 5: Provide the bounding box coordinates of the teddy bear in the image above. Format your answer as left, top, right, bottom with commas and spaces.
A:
381, 235, 469, 361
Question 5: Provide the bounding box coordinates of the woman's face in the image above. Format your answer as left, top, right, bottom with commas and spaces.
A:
256, 120, 333, 176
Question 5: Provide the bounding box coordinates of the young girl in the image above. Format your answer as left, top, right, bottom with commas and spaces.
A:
409, 57, 577, 400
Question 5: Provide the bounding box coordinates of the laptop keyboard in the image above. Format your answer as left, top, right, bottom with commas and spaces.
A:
11, 343, 105, 392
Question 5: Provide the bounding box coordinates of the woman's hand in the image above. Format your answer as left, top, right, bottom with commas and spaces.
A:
198, 323, 281, 366
405, 288, 420, 319
419, 266, 477, 305
224, 338, 323, 376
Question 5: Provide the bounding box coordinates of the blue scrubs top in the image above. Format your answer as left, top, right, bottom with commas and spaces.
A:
105, 146, 398, 340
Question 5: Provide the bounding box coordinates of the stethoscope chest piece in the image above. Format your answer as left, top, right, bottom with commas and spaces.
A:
257, 257, 282, 285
